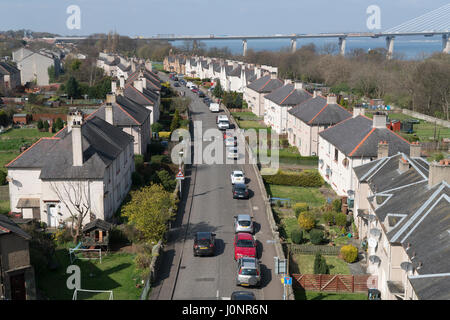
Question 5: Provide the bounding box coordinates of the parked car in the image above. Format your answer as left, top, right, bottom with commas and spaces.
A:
198, 91, 205, 98
230, 291, 256, 300
236, 257, 261, 287
230, 170, 245, 184
209, 102, 220, 112
227, 146, 239, 159
218, 120, 230, 130
174, 82, 180, 87
191, 88, 199, 94
234, 214, 254, 234
216, 115, 228, 124
234, 232, 256, 260
225, 136, 238, 147
193, 232, 216, 256
232, 183, 249, 199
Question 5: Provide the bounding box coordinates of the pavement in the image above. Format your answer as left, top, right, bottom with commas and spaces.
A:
150, 74, 284, 300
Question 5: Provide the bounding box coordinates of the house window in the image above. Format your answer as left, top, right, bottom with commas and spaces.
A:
334, 148, 339, 162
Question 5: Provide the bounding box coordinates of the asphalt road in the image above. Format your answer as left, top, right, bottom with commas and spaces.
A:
152, 74, 283, 300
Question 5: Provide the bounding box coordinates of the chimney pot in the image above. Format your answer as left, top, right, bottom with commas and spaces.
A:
353, 107, 365, 118
377, 140, 389, 159
327, 94, 337, 105
428, 159, 450, 187
373, 113, 388, 129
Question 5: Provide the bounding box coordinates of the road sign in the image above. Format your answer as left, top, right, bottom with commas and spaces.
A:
176, 170, 185, 180
284, 277, 292, 285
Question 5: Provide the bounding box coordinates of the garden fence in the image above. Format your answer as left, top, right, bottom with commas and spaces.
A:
292, 274, 376, 293
289, 244, 342, 256
0, 185, 9, 201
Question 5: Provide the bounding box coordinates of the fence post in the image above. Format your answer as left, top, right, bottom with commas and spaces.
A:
319, 274, 322, 291
352, 276, 354, 293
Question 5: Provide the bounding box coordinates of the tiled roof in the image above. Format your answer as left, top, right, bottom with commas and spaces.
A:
0, 214, 32, 240
247, 75, 284, 93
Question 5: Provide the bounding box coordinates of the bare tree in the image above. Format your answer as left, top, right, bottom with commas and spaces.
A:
50, 180, 92, 243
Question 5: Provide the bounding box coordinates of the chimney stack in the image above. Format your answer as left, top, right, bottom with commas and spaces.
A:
294, 81, 303, 90
270, 72, 277, 80
67, 110, 83, 132
284, 79, 292, 85
353, 107, 365, 118
119, 75, 125, 89
377, 140, 389, 159
410, 141, 421, 158
373, 113, 387, 129
71, 120, 83, 166
327, 94, 337, 105
111, 80, 117, 94
106, 93, 116, 104
134, 79, 144, 93
428, 159, 450, 188
398, 156, 410, 173
105, 103, 114, 125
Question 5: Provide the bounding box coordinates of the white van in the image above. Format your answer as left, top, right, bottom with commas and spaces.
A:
216, 115, 228, 124
209, 102, 220, 112
186, 81, 194, 89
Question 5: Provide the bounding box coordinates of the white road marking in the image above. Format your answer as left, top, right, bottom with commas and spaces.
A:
253, 206, 259, 210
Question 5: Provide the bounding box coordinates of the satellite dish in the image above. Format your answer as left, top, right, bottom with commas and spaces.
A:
369, 255, 381, 264
367, 214, 377, 222
368, 238, 378, 248
347, 190, 355, 196
370, 228, 381, 238
400, 262, 413, 272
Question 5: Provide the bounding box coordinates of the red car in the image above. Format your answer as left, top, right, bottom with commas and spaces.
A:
191, 88, 199, 93
234, 232, 256, 260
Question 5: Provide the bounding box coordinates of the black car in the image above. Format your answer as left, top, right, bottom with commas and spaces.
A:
174, 82, 180, 87
198, 91, 206, 98
230, 291, 256, 300
232, 183, 249, 199
193, 232, 216, 256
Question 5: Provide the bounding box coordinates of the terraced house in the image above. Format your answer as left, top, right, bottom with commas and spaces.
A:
244, 73, 283, 117
353, 150, 450, 300
287, 93, 352, 156
317, 109, 411, 197
0, 61, 21, 91
6, 112, 134, 227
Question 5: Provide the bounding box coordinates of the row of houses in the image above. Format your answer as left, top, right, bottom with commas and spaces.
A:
97, 52, 153, 80
0, 61, 21, 91
5, 61, 162, 228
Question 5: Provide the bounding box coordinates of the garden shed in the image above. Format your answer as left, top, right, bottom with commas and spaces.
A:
82, 219, 113, 249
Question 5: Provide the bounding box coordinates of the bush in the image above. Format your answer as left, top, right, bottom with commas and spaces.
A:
291, 229, 304, 244
340, 244, 358, 263
132, 171, 144, 187
310, 229, 324, 245
157, 170, 176, 192
334, 212, 348, 227
298, 211, 316, 231
54, 228, 72, 244
276, 199, 282, 208
332, 199, 342, 212
0, 170, 7, 185
293, 202, 309, 218
323, 211, 335, 225
151, 122, 163, 133
262, 170, 324, 187
313, 252, 329, 274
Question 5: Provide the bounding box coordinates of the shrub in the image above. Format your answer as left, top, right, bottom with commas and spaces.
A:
54, 228, 72, 244
310, 229, 324, 245
291, 229, 304, 244
340, 244, 358, 263
276, 199, 282, 208
293, 202, 309, 218
334, 212, 348, 227
298, 211, 316, 231
323, 211, 335, 225
0, 170, 7, 185
157, 170, 176, 192
313, 252, 329, 274
132, 171, 144, 187
262, 170, 324, 187
151, 122, 163, 133
332, 199, 342, 212
158, 131, 171, 139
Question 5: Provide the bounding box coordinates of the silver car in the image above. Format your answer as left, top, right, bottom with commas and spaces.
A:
234, 214, 254, 234
236, 257, 261, 287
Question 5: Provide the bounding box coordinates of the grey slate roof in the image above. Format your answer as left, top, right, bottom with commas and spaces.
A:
0, 214, 32, 240
319, 115, 410, 157
124, 85, 158, 106
127, 69, 161, 91
409, 275, 450, 300
83, 218, 113, 232
264, 84, 312, 106
247, 75, 284, 93
8, 116, 133, 180
288, 96, 352, 126
0, 61, 19, 75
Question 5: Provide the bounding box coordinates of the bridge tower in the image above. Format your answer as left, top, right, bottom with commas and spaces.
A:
443, 34, 450, 54
386, 36, 395, 60
338, 37, 347, 56
290, 38, 297, 53
242, 39, 248, 56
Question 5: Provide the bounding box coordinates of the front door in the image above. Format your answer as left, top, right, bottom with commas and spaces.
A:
48, 205, 58, 227
10, 273, 26, 300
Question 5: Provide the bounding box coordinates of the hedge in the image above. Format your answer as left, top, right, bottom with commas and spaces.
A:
262, 170, 324, 187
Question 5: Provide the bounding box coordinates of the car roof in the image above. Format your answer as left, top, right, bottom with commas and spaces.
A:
231, 291, 256, 299
237, 214, 251, 221
233, 170, 243, 174
241, 257, 258, 267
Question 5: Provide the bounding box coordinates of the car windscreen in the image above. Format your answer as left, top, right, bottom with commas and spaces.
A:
236, 239, 254, 247
234, 173, 243, 177
234, 184, 246, 190
238, 220, 251, 227
196, 238, 211, 245
240, 268, 258, 276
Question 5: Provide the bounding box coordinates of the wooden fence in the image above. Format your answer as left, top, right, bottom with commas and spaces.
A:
292, 274, 376, 293
289, 244, 342, 256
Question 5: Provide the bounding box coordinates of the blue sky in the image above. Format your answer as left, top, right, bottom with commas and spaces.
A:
0, 0, 448, 36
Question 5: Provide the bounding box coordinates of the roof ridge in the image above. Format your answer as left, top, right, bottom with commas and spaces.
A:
116, 100, 142, 125
308, 103, 329, 125
348, 127, 376, 157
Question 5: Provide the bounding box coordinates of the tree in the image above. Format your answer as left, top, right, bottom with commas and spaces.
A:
122, 184, 176, 243
170, 109, 180, 132
334, 212, 348, 227
66, 76, 80, 99
213, 79, 224, 98
49, 180, 92, 243
37, 119, 44, 131
54, 118, 64, 131
291, 229, 304, 244
43, 120, 49, 132
298, 211, 316, 231
151, 122, 163, 133
310, 229, 324, 245
313, 252, 329, 274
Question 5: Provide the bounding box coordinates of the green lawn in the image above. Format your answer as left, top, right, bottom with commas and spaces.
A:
266, 184, 326, 207
238, 120, 269, 130
0, 200, 10, 215
231, 111, 261, 121
295, 290, 367, 300
36, 245, 142, 300
293, 254, 350, 275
